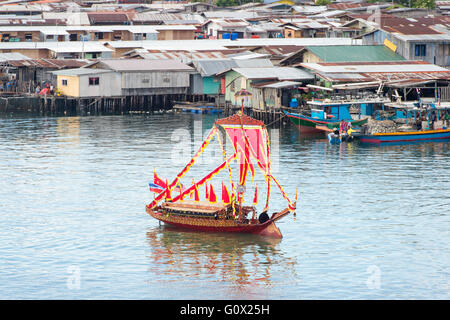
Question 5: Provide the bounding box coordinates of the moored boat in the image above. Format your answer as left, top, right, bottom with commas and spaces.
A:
146, 112, 297, 238
285, 98, 384, 133
357, 128, 450, 144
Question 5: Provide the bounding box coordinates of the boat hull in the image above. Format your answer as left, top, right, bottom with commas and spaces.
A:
285, 112, 368, 134
358, 129, 450, 144
146, 206, 285, 238
285, 113, 327, 133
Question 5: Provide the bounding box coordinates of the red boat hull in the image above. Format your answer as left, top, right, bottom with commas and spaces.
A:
146, 206, 289, 238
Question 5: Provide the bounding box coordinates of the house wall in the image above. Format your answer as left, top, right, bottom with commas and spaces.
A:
284, 28, 301, 38
56, 72, 122, 98
362, 29, 450, 67
203, 76, 220, 95
252, 87, 281, 111
190, 73, 203, 95
224, 70, 252, 107
79, 72, 121, 97
121, 71, 190, 90
57, 75, 80, 97
157, 30, 194, 40
408, 41, 450, 66
0, 48, 50, 59
303, 51, 322, 63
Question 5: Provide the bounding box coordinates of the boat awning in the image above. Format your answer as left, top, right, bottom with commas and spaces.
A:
262, 81, 302, 89
306, 84, 333, 92
332, 81, 382, 90
162, 200, 228, 214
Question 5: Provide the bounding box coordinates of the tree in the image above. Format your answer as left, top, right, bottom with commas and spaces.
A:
412, 0, 436, 9
315, 0, 331, 5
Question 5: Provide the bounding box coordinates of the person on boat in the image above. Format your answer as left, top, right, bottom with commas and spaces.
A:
444, 110, 450, 128
258, 210, 270, 224
430, 111, 437, 130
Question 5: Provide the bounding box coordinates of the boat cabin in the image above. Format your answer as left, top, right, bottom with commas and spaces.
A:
308, 98, 389, 121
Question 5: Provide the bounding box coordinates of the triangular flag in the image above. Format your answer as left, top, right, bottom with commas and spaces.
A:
194, 182, 200, 202
165, 179, 172, 201
205, 182, 209, 201
178, 181, 184, 200
209, 184, 217, 204
222, 182, 231, 204
253, 185, 258, 205
154, 170, 166, 188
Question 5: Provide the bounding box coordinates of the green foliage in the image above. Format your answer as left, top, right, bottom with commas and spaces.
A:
315, 0, 331, 5
384, 0, 435, 9
412, 0, 436, 9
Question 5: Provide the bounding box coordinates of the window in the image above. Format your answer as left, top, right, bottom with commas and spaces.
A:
62, 79, 68, 86
25, 34, 32, 42
415, 44, 426, 57
89, 77, 99, 86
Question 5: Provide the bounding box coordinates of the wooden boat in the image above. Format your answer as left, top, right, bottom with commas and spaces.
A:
285, 98, 386, 133
357, 128, 450, 144
285, 112, 368, 133
146, 112, 297, 238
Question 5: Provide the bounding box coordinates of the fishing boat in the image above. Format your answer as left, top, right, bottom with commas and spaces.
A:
284, 98, 386, 133
357, 128, 450, 144
285, 111, 368, 133
357, 100, 450, 143
146, 112, 297, 238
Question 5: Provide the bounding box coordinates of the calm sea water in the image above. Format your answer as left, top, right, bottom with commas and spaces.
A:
0, 113, 449, 299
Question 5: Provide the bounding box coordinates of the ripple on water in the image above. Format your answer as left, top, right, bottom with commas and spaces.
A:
0, 114, 449, 299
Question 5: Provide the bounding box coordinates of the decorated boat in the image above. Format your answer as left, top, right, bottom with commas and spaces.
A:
357, 128, 450, 144
146, 112, 297, 238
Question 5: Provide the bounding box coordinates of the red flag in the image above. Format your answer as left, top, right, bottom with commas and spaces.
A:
178, 182, 184, 200
209, 184, 217, 204
205, 183, 209, 201
165, 179, 172, 201
222, 182, 231, 204
194, 183, 200, 202
253, 185, 258, 205
154, 171, 166, 188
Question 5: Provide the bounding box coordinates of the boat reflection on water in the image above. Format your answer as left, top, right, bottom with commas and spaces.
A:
145, 226, 297, 292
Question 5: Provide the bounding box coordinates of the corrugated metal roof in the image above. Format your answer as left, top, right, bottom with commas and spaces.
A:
51, 68, 113, 76
7, 58, 88, 68
97, 59, 193, 71
233, 67, 313, 80
233, 58, 273, 67
0, 52, 32, 61
306, 45, 405, 62
193, 59, 238, 77
262, 80, 302, 88
302, 60, 450, 83
301, 61, 448, 73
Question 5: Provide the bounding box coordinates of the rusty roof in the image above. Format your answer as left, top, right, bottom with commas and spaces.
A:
302, 60, 450, 83
7, 58, 88, 69
88, 13, 130, 24
351, 14, 450, 35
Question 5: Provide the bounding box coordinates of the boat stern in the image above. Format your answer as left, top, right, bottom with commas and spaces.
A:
257, 221, 283, 238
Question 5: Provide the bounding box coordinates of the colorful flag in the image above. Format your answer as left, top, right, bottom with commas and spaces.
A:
194, 182, 200, 202
222, 182, 231, 204
253, 185, 258, 205
165, 179, 172, 201
149, 183, 165, 193
177, 181, 184, 200
209, 184, 217, 203
154, 170, 166, 188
